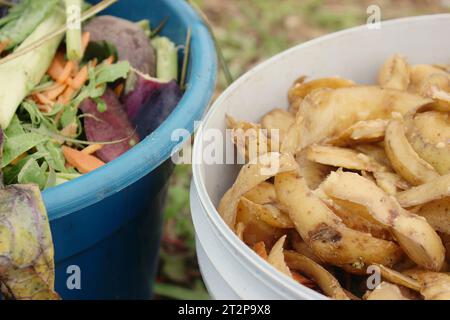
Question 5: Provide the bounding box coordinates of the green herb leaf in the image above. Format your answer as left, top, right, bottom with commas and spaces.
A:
95, 60, 130, 84
36, 141, 66, 172
17, 157, 47, 189
2, 120, 47, 168
60, 106, 78, 129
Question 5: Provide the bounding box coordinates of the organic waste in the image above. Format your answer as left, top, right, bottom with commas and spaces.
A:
220, 54, 450, 300
0, 0, 189, 299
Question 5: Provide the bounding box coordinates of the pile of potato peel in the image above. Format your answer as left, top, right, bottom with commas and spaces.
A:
219, 54, 450, 300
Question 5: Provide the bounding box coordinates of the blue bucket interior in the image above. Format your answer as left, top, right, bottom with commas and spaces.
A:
37, 0, 217, 299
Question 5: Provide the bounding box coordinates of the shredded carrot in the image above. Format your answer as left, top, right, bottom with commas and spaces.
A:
35, 93, 55, 106
57, 61, 75, 84
104, 55, 115, 65
37, 104, 52, 113
48, 52, 65, 80
45, 83, 66, 100
71, 61, 80, 77
253, 242, 268, 260
81, 144, 103, 155
62, 146, 105, 174
70, 65, 88, 90
66, 77, 74, 87
81, 32, 91, 53
114, 83, 124, 97
60, 86, 76, 104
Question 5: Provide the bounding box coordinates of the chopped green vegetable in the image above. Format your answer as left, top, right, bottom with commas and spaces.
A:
152, 36, 178, 82
0, 6, 66, 129
17, 157, 47, 189
71, 61, 130, 108
94, 97, 107, 113
136, 19, 151, 37
95, 60, 131, 84
37, 141, 66, 172
64, 0, 83, 61
60, 106, 78, 128
2, 116, 47, 168
0, 0, 59, 50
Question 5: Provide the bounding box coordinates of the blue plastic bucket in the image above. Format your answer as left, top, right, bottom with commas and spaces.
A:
42, 0, 217, 299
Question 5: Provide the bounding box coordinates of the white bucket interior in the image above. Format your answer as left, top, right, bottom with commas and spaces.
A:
192, 14, 450, 299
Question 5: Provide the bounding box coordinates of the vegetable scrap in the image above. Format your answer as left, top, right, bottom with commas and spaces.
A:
220, 54, 450, 300
0, 0, 190, 300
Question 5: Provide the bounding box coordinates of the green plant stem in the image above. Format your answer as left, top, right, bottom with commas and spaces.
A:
64, 0, 83, 61
180, 28, 191, 91
152, 36, 178, 82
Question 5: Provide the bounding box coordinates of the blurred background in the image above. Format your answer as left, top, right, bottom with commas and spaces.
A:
154, 0, 450, 300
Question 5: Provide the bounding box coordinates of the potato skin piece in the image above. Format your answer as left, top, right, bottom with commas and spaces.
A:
416, 198, 450, 235
284, 250, 349, 300
385, 118, 439, 185
282, 86, 432, 154
323, 171, 445, 271
365, 282, 412, 300
405, 111, 450, 175
218, 152, 297, 228
396, 173, 450, 207
378, 54, 410, 90
275, 171, 403, 274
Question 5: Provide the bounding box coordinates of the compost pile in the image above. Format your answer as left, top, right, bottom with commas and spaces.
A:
221, 54, 450, 300
0, 0, 187, 299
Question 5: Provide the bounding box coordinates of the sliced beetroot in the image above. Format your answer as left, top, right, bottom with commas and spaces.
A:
122, 76, 182, 138
80, 89, 140, 162
84, 16, 156, 76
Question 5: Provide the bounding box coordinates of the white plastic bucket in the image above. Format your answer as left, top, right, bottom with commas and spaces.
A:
191, 14, 450, 300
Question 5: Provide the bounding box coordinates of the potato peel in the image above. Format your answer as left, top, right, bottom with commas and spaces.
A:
306, 145, 386, 172
396, 173, 450, 207
267, 235, 292, 277
385, 117, 440, 185
260, 108, 295, 143
415, 198, 450, 235
323, 171, 445, 271
325, 119, 388, 146
364, 282, 412, 300
406, 111, 450, 175
284, 250, 349, 300
282, 86, 432, 154
378, 54, 410, 90
275, 171, 403, 273
404, 270, 450, 300
240, 197, 294, 229
218, 152, 297, 228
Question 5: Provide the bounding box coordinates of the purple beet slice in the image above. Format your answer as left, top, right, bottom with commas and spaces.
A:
122, 75, 182, 138
80, 89, 140, 162
84, 16, 156, 77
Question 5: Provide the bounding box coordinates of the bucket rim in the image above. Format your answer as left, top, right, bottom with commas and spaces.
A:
44, 0, 218, 220
192, 14, 450, 299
